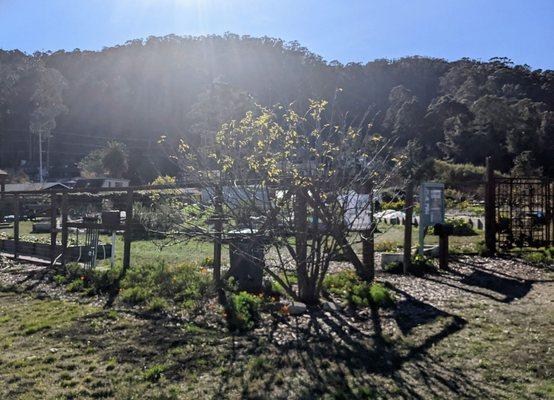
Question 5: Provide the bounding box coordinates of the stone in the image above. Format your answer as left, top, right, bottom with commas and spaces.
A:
322, 301, 339, 312
288, 302, 307, 316
423, 245, 440, 257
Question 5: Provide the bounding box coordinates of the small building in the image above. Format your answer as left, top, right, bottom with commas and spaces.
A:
3, 182, 69, 192
73, 177, 130, 189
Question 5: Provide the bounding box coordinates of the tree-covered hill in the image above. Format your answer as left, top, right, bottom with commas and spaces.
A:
0, 34, 552, 182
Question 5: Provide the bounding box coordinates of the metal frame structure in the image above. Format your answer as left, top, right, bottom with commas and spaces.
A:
483, 157, 553, 253
494, 177, 552, 249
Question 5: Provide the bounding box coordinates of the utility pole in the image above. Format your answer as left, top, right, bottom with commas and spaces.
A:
38, 131, 43, 183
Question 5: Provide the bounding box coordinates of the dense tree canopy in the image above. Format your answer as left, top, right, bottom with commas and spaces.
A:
0, 34, 552, 181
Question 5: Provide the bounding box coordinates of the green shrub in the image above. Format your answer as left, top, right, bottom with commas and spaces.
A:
227, 291, 262, 333
323, 271, 394, 309
323, 270, 358, 297
65, 263, 86, 279
445, 197, 484, 213
67, 278, 85, 292
375, 240, 399, 252
411, 254, 438, 275
120, 287, 151, 305
147, 297, 169, 313
143, 364, 168, 382
445, 217, 477, 236
433, 160, 486, 196
382, 255, 437, 276
121, 260, 211, 309
53, 274, 66, 285
91, 268, 119, 294
106, 310, 119, 320
523, 248, 554, 265
369, 283, 395, 308
383, 199, 405, 211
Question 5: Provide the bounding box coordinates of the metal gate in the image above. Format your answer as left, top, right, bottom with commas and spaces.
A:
495, 177, 553, 249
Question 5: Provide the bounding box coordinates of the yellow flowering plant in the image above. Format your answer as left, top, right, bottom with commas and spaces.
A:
164, 100, 399, 303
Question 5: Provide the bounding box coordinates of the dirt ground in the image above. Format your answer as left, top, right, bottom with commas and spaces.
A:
0, 255, 552, 399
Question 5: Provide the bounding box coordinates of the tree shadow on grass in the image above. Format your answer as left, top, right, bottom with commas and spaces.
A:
48, 290, 506, 400
430, 258, 542, 303
210, 294, 485, 399
9, 259, 525, 399
458, 269, 532, 302
389, 286, 455, 336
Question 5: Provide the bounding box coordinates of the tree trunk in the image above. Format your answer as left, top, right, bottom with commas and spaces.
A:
213, 184, 227, 305
294, 188, 315, 304
403, 181, 414, 274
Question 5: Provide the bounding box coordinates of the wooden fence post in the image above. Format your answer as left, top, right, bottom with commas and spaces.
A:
361, 180, 375, 281
50, 193, 57, 266
0, 179, 5, 222
403, 180, 414, 274
123, 189, 133, 271
61, 192, 68, 268
14, 194, 20, 260
484, 156, 496, 255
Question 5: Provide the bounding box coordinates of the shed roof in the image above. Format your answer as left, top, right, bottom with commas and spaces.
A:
4, 182, 69, 192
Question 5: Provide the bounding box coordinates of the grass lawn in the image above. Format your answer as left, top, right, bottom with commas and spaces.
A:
1, 221, 218, 267
0, 256, 552, 399
0, 291, 221, 400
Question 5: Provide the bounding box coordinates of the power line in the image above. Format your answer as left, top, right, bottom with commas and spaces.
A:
1, 128, 161, 143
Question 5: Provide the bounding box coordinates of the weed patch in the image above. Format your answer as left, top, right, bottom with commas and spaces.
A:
121, 260, 211, 310
143, 363, 168, 382
323, 271, 395, 308
227, 291, 262, 333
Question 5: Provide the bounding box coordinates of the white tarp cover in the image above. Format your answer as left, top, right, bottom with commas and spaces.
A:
339, 192, 372, 231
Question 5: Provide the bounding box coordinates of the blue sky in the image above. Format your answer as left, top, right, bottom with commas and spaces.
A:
1, 0, 553, 69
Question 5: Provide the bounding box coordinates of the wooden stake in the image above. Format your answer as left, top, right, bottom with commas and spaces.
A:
123, 189, 133, 271
484, 156, 496, 254
403, 181, 414, 274
14, 195, 20, 260
61, 193, 68, 267
50, 193, 57, 266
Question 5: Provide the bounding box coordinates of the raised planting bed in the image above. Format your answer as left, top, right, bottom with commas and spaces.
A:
0, 239, 112, 262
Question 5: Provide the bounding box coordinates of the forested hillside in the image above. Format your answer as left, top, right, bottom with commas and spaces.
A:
1, 34, 552, 182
